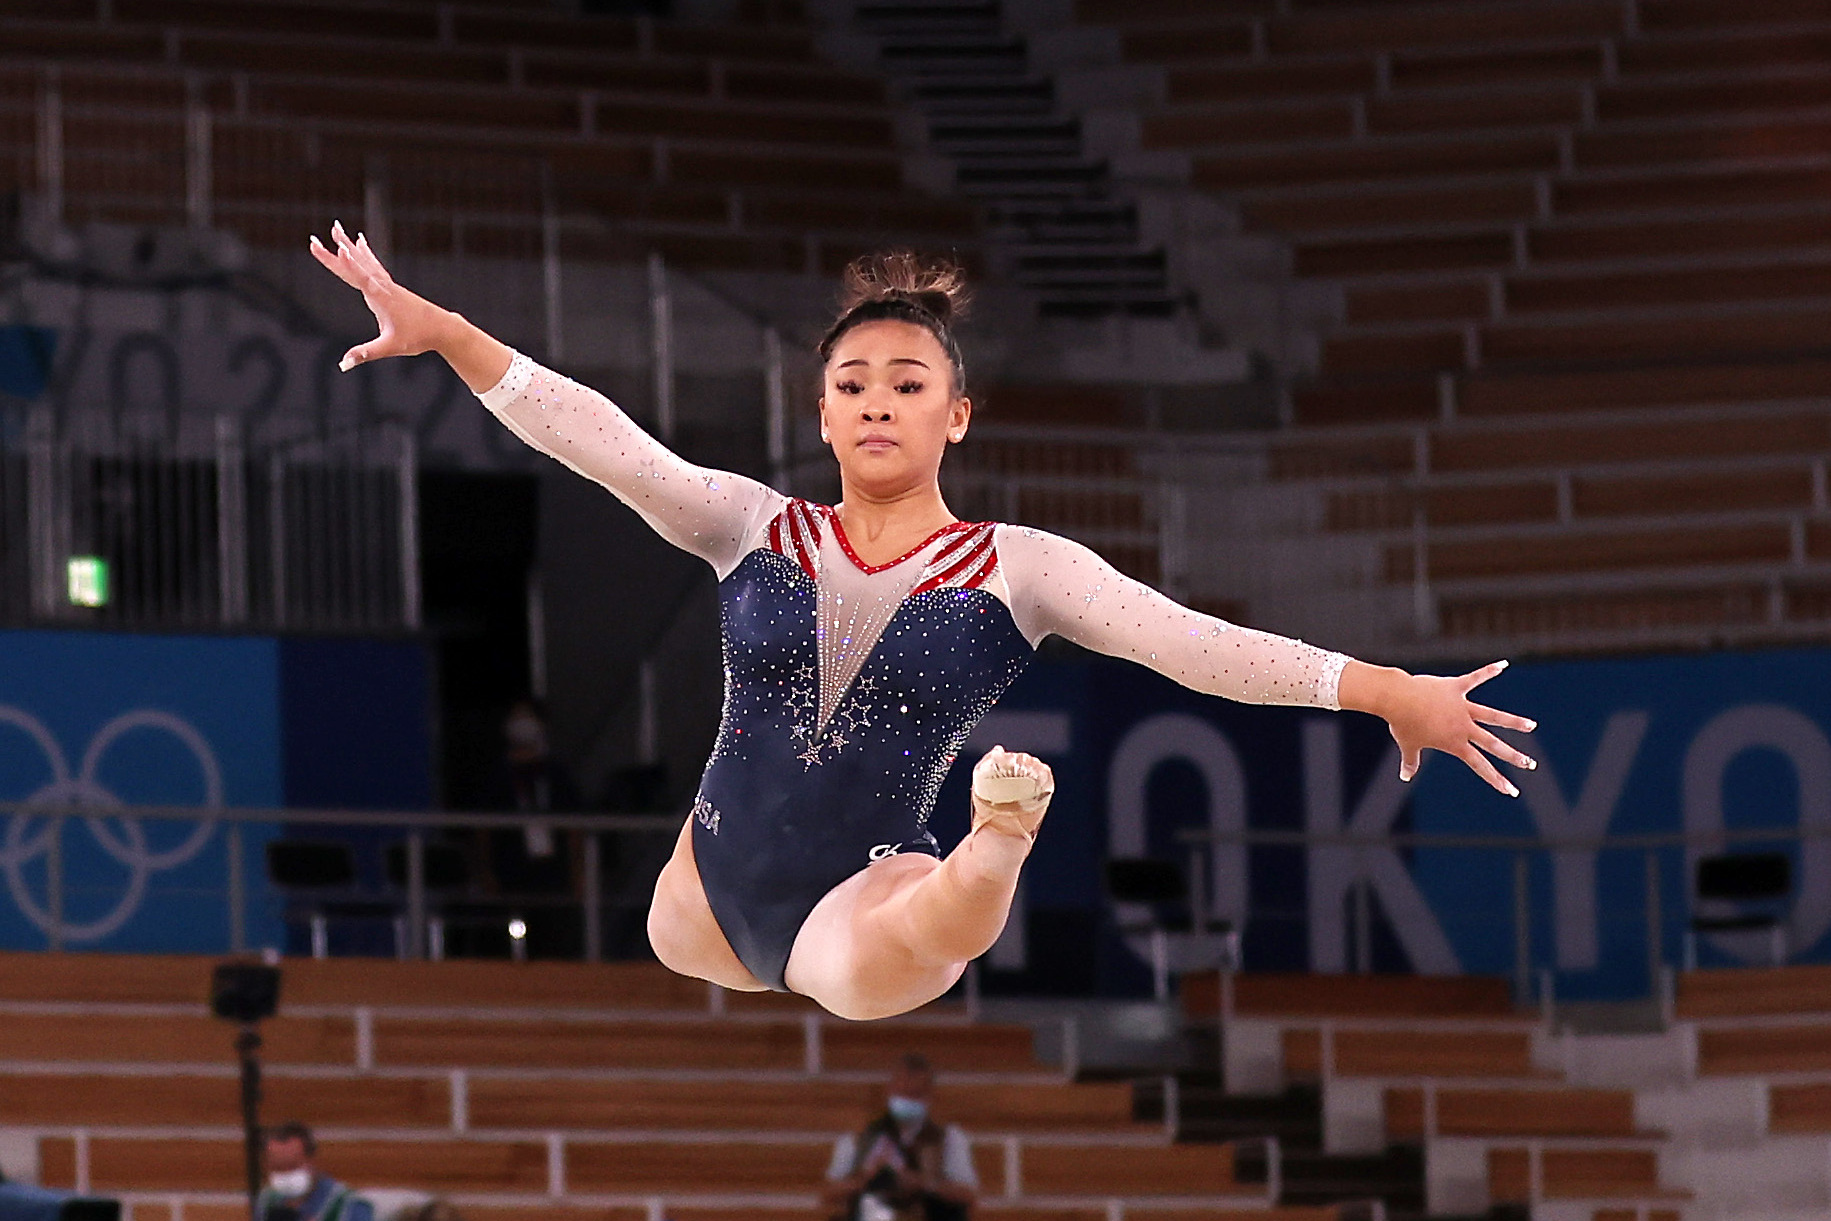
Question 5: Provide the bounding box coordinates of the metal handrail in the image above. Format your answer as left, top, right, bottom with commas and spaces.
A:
2, 802, 682, 958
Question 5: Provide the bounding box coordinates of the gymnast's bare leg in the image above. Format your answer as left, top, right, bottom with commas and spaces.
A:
787, 746, 1054, 1020
647, 746, 1053, 1019
647, 818, 771, 992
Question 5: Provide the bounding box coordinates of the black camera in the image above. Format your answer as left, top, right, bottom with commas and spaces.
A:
211, 963, 281, 1024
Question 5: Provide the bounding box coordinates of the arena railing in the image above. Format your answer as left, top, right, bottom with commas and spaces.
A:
1, 797, 1818, 1011
0, 403, 420, 633
0, 800, 679, 960
1174, 820, 1831, 1010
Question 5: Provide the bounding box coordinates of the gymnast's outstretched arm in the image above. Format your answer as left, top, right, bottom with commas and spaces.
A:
309, 220, 781, 576
994, 525, 1538, 795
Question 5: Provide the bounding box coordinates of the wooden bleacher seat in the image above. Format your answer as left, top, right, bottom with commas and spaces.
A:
1385, 1086, 1643, 1139
1488, 1145, 1680, 1202
1392, 41, 1606, 89
0, 1011, 356, 1064
1698, 1026, 1831, 1075
1194, 132, 1562, 193
1182, 970, 1515, 1019
1678, 962, 1831, 1018
0, 1072, 451, 1128
373, 1016, 808, 1071
1326, 481, 1559, 532
1388, 520, 1792, 582
1767, 1082, 1831, 1132
1018, 1143, 1237, 1196
1534, 208, 1831, 265
1245, 179, 1539, 238
1437, 584, 1772, 639
1572, 467, 1815, 517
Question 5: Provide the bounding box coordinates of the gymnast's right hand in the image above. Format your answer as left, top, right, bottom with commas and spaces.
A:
309, 219, 452, 371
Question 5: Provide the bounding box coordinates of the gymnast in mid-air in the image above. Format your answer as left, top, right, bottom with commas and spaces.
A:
312, 222, 1537, 1021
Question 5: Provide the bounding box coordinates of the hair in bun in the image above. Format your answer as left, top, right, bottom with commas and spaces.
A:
819, 250, 970, 394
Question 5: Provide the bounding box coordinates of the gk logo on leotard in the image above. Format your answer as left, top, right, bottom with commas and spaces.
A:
868, 843, 901, 861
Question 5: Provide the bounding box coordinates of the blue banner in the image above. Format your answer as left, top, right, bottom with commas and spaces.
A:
0, 630, 283, 951
0, 631, 432, 954
947, 646, 1831, 1000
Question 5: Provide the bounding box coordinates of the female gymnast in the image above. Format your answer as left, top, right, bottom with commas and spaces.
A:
311, 224, 1537, 1021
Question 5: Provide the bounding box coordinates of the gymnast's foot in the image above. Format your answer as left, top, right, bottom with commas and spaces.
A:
970, 745, 1054, 846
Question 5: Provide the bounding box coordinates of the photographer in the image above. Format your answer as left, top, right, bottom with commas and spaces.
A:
822, 1054, 975, 1221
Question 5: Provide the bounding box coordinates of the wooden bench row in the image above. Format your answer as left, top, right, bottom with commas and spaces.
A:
0, 1073, 1139, 1134
1343, 257, 1831, 329
1281, 1027, 1542, 1080
1435, 582, 1799, 641
1385, 1085, 1644, 1139
0, 952, 714, 1009
1109, 0, 1627, 62
0, 20, 884, 105
1327, 464, 1825, 533
1322, 301, 1831, 378
1246, 167, 1831, 248
124, 1204, 1330, 1221
1487, 1144, 1680, 1205
1385, 518, 1806, 583
32, 1134, 1243, 1199
0, 63, 897, 156
1180, 970, 1515, 1018
0, 1010, 1039, 1073
69, 0, 817, 63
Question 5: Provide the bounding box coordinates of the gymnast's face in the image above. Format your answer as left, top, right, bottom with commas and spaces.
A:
819, 320, 970, 501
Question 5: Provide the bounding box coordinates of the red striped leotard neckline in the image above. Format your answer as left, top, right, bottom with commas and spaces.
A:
817, 503, 980, 575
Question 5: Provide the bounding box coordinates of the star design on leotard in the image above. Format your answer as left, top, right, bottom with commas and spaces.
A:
1084, 583, 1104, 604
797, 744, 824, 768
783, 662, 818, 742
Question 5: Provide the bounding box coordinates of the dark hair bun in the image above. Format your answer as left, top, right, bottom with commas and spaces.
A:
838, 250, 970, 326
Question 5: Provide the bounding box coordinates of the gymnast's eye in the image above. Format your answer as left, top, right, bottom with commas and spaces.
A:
895, 380, 924, 394
836, 379, 864, 394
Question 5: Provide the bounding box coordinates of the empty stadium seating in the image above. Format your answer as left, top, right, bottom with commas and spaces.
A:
0, 0, 977, 274
0, 952, 1297, 1221
1075, 0, 1831, 650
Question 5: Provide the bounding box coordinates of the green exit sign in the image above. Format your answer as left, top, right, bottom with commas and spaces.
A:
67, 556, 109, 607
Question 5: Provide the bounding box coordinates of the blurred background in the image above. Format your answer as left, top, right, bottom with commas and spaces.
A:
4, 0, 1831, 1217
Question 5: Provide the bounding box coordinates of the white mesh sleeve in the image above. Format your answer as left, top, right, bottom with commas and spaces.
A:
478, 350, 783, 578
995, 525, 1349, 710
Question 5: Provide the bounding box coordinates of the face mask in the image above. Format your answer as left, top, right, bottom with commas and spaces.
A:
886, 1095, 927, 1126
269, 1170, 312, 1198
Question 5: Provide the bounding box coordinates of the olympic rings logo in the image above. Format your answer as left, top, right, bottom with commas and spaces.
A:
0, 705, 223, 942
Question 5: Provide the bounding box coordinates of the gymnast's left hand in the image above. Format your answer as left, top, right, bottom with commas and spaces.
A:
1338, 659, 1537, 797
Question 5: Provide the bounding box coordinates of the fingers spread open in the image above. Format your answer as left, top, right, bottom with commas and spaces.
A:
1470, 701, 1537, 733
350, 232, 393, 283
1460, 659, 1509, 692
1473, 726, 1536, 771
309, 234, 365, 289
1456, 743, 1519, 798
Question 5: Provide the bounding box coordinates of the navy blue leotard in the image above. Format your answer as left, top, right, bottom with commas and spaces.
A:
479, 352, 1351, 990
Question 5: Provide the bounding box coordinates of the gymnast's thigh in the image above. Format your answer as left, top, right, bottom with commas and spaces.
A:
648, 818, 770, 992
781, 852, 964, 1019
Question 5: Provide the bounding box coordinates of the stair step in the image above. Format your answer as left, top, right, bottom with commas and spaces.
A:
931, 119, 1079, 141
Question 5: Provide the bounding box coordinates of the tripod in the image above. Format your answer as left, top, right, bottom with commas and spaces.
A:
235, 1024, 264, 1221
210, 962, 282, 1221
